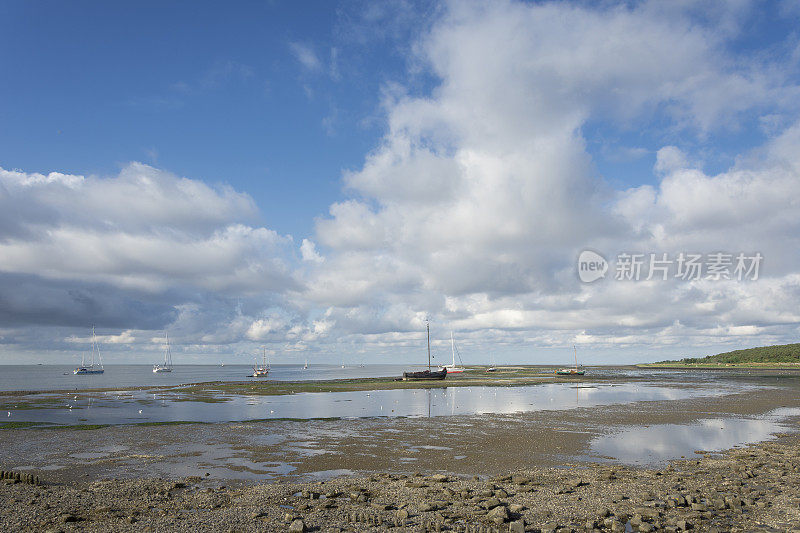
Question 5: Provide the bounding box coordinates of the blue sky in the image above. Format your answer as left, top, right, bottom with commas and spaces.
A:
0, 1, 433, 237
2, 0, 800, 365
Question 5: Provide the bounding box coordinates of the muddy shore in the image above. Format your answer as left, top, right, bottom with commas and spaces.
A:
2, 432, 800, 532
2, 373, 800, 531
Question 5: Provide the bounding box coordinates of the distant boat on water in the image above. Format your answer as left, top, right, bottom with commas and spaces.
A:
403, 321, 447, 381
303, 359, 308, 370
555, 345, 585, 376
74, 326, 104, 375
153, 332, 173, 373
251, 347, 270, 377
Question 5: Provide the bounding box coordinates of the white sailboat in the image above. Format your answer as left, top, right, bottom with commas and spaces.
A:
74, 326, 104, 375
443, 332, 465, 373
252, 347, 270, 377
153, 332, 173, 373
303, 359, 308, 370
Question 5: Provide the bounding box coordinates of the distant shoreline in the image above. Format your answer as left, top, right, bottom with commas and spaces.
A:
637, 362, 800, 369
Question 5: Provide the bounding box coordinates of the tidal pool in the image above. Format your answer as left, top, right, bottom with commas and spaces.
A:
590, 407, 800, 464
4, 381, 759, 427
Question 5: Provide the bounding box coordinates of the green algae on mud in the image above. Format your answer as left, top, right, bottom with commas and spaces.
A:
0, 421, 53, 429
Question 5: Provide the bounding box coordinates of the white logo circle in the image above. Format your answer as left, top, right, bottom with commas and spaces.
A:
577, 250, 608, 283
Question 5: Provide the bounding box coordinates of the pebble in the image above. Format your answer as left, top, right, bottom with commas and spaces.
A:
288, 518, 306, 532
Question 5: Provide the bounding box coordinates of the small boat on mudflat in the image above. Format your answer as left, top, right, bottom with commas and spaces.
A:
555, 345, 585, 376
403, 321, 447, 381
442, 332, 465, 374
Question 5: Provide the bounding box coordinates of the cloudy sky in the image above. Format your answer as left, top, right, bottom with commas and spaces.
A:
2, 0, 800, 365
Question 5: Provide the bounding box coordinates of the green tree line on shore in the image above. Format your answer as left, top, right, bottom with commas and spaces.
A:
661, 343, 800, 364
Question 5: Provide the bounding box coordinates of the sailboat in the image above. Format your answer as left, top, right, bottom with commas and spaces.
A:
252, 347, 270, 377
555, 345, 585, 376
153, 332, 173, 373
74, 326, 104, 375
303, 359, 308, 370
442, 332, 465, 373
402, 322, 447, 381
486, 352, 497, 372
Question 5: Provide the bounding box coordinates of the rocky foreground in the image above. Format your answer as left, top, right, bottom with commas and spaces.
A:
2, 438, 800, 533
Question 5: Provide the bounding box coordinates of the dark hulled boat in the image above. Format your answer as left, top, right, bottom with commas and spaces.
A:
403, 368, 448, 380
403, 321, 448, 381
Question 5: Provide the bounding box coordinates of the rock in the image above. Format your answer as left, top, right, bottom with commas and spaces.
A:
635, 507, 660, 519
512, 474, 532, 485
430, 474, 449, 482
370, 503, 390, 510
610, 520, 625, 532
541, 522, 558, 533
508, 503, 525, 513
481, 497, 501, 509
288, 519, 306, 532
395, 509, 409, 520
419, 502, 437, 512
676, 518, 692, 530
508, 519, 525, 532
60, 514, 78, 523
487, 505, 509, 524
639, 524, 654, 532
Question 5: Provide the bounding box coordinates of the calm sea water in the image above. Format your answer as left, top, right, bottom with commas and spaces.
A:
0, 364, 761, 392
0, 364, 418, 392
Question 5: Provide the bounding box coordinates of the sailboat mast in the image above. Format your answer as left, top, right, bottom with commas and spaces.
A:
165, 332, 171, 366
451, 331, 455, 366
427, 322, 431, 371
91, 325, 96, 367
574, 345, 578, 371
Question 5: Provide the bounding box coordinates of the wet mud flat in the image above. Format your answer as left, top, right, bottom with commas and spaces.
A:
1, 384, 799, 483
1, 383, 800, 531
2, 432, 800, 532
